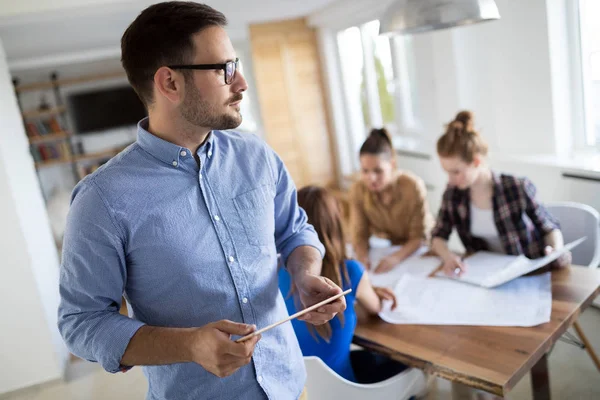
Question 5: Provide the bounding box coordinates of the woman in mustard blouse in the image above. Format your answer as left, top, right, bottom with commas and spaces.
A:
350, 128, 434, 273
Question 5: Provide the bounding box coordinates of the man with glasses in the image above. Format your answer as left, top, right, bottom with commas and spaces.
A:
57, 2, 345, 399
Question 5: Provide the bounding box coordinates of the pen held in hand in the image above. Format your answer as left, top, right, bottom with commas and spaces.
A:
235, 288, 352, 343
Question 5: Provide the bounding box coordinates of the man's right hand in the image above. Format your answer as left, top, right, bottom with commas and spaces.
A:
188, 320, 261, 378
442, 254, 466, 277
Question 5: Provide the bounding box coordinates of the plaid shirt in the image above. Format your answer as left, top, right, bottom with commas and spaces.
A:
431, 172, 559, 259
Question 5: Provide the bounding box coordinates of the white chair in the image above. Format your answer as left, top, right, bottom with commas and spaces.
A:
546, 202, 600, 372
304, 356, 427, 400
546, 202, 600, 269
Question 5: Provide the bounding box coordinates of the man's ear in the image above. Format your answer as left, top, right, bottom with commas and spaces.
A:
473, 154, 482, 168
153, 67, 184, 105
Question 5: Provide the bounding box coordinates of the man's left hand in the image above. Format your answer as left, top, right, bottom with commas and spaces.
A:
294, 274, 346, 325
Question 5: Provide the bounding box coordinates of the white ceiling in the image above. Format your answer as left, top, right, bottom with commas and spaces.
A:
0, 0, 339, 70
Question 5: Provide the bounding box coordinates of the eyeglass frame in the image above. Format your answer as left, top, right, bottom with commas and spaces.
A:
167, 58, 240, 85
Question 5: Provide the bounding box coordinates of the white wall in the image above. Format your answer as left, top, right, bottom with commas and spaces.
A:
440, 0, 557, 154
0, 0, 123, 18
0, 38, 67, 394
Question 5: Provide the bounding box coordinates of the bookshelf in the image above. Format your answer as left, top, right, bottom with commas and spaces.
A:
22, 105, 66, 119
29, 131, 70, 144
13, 71, 131, 189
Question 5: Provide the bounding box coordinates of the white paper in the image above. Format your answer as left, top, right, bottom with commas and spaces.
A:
368, 246, 441, 288
379, 273, 552, 327
435, 237, 586, 288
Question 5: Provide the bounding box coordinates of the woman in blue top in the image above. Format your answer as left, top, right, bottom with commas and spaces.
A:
279, 185, 406, 383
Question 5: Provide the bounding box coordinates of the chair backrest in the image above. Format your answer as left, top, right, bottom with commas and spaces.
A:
546, 202, 600, 268
303, 356, 424, 400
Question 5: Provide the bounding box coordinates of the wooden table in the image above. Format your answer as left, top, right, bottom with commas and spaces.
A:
353, 267, 600, 399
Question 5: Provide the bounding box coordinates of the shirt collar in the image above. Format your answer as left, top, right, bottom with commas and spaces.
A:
136, 117, 214, 167
490, 170, 502, 196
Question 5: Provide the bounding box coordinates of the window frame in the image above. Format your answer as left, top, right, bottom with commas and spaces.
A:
570, 0, 599, 149
335, 20, 421, 142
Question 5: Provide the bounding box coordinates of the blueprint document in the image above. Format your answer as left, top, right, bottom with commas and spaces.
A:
379, 273, 552, 327
435, 237, 586, 288
368, 246, 441, 288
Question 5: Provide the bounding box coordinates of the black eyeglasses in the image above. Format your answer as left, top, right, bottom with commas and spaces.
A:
168, 58, 240, 85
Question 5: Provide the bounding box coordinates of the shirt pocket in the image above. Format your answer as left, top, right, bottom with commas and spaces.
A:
233, 185, 275, 247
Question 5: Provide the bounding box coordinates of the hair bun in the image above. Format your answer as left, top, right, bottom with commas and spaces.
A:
360, 127, 393, 158
368, 129, 378, 137
454, 111, 473, 132
437, 110, 487, 163
449, 120, 464, 130
372, 127, 392, 144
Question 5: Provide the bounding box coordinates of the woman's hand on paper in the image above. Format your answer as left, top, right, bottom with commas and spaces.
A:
373, 286, 397, 310
442, 254, 466, 277
374, 254, 399, 274
545, 246, 571, 268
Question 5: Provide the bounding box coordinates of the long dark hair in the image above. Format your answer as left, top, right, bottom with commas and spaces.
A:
296, 186, 350, 342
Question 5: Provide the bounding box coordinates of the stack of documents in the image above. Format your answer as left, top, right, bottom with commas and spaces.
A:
365, 239, 585, 327
379, 273, 552, 327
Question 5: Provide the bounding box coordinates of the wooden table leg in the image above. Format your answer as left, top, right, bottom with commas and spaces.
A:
531, 354, 551, 400
573, 320, 600, 371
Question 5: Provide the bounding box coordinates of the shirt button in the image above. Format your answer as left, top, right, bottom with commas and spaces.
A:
229, 256, 234, 263
214, 215, 220, 221
199, 174, 203, 180
172, 161, 178, 167
257, 376, 263, 384
180, 150, 187, 157
208, 150, 213, 157
242, 297, 248, 304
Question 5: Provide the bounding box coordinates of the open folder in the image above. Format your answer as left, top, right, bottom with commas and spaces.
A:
435, 237, 586, 288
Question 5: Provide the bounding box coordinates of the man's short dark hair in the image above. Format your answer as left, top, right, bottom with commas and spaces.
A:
121, 1, 227, 107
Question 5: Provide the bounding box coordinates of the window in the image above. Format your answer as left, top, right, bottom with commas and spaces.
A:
235, 59, 259, 133
578, 0, 600, 146
233, 45, 260, 134
337, 26, 366, 132
336, 20, 417, 138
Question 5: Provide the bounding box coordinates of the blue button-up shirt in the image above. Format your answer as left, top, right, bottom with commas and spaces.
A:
58, 118, 324, 400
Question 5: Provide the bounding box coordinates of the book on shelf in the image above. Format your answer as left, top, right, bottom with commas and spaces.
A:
30, 146, 42, 162
60, 142, 71, 157
32, 141, 71, 163
48, 117, 63, 133
25, 122, 41, 138
37, 120, 48, 135
25, 116, 65, 139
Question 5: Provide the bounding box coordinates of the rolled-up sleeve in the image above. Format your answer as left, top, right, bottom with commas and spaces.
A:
58, 181, 145, 373
407, 177, 431, 241
520, 177, 559, 235
267, 149, 324, 264
431, 187, 454, 241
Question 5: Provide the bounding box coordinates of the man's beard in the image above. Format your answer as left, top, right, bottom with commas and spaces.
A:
180, 84, 243, 130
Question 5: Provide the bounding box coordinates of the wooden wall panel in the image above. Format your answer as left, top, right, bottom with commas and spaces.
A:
250, 18, 337, 188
